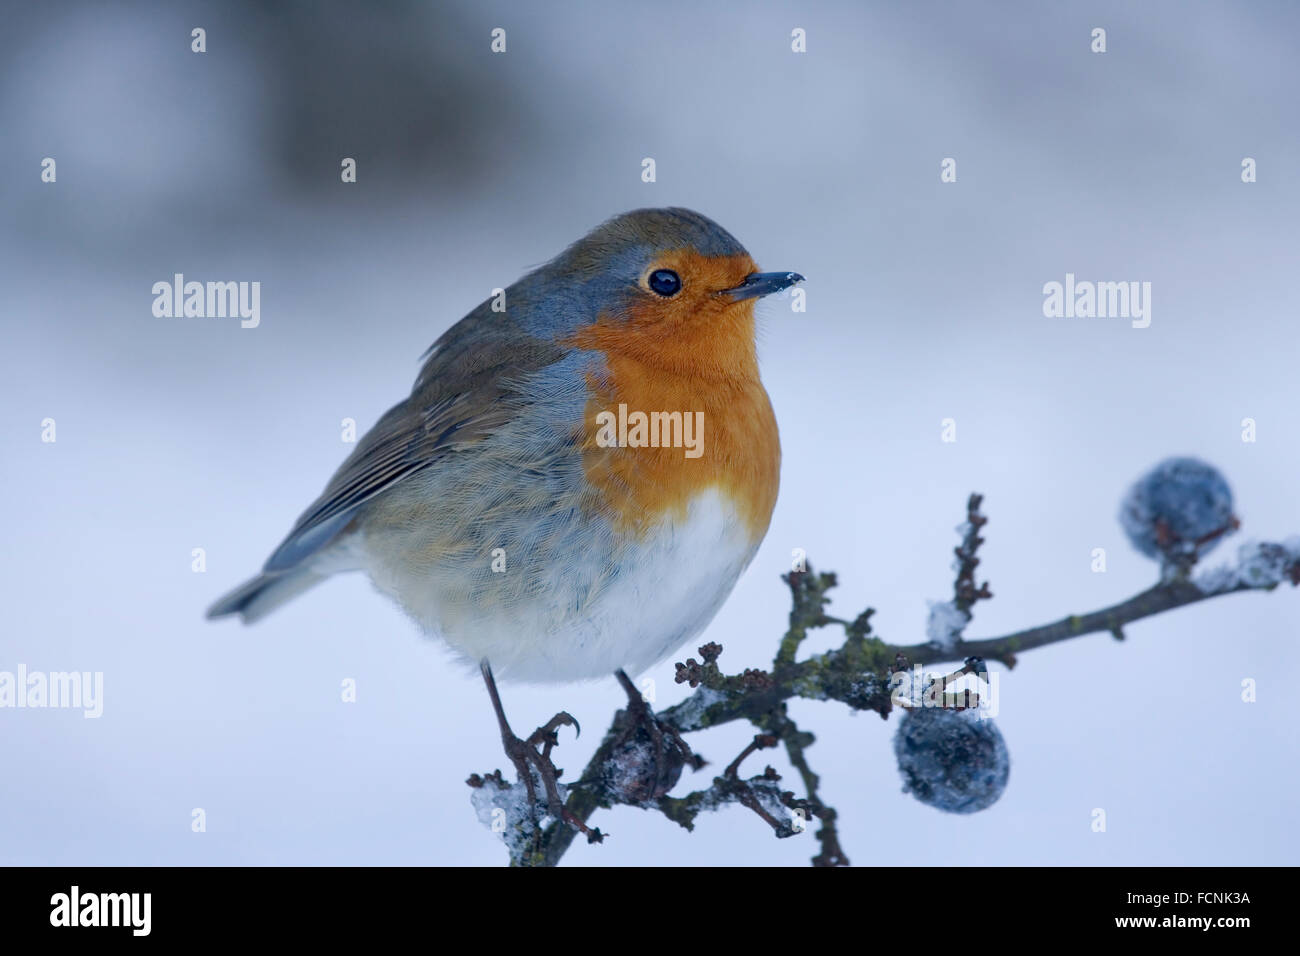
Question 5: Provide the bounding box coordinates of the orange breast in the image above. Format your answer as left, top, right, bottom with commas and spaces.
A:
564, 266, 781, 545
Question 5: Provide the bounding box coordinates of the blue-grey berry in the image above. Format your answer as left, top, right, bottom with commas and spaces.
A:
601, 726, 686, 804
1119, 457, 1235, 565
893, 707, 1009, 814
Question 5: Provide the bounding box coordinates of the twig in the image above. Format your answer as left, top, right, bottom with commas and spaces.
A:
487, 495, 1299, 867
952, 493, 993, 615
761, 705, 849, 867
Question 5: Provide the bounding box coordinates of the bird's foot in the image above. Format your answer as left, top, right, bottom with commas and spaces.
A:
479, 662, 601, 842
498, 712, 599, 838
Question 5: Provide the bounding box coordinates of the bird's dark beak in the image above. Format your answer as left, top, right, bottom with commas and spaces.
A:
720, 271, 805, 301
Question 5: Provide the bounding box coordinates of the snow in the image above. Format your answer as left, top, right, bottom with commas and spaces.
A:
1195, 539, 1298, 594
469, 770, 567, 860
672, 686, 727, 731
926, 599, 969, 651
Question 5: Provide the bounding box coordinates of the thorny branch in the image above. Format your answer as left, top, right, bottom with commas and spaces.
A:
473, 493, 1300, 867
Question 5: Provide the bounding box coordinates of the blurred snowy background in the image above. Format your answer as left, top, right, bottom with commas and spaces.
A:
3, 0, 1298, 865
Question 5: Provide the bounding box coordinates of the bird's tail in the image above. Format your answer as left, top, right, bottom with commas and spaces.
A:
206, 567, 327, 624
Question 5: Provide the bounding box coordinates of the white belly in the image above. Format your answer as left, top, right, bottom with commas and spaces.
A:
362, 488, 760, 683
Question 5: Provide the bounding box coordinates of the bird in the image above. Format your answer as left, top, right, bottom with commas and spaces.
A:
207, 207, 802, 823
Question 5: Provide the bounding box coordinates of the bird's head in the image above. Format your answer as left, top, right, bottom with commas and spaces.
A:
522, 208, 803, 374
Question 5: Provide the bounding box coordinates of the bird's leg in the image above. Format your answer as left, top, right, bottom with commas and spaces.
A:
611, 668, 701, 801
479, 661, 596, 838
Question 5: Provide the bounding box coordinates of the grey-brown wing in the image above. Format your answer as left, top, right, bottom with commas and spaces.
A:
262, 306, 565, 572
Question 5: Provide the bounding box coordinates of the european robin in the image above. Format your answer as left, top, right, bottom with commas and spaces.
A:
208, 207, 803, 818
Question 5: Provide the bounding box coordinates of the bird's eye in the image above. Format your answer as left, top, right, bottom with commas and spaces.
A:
647, 269, 682, 297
